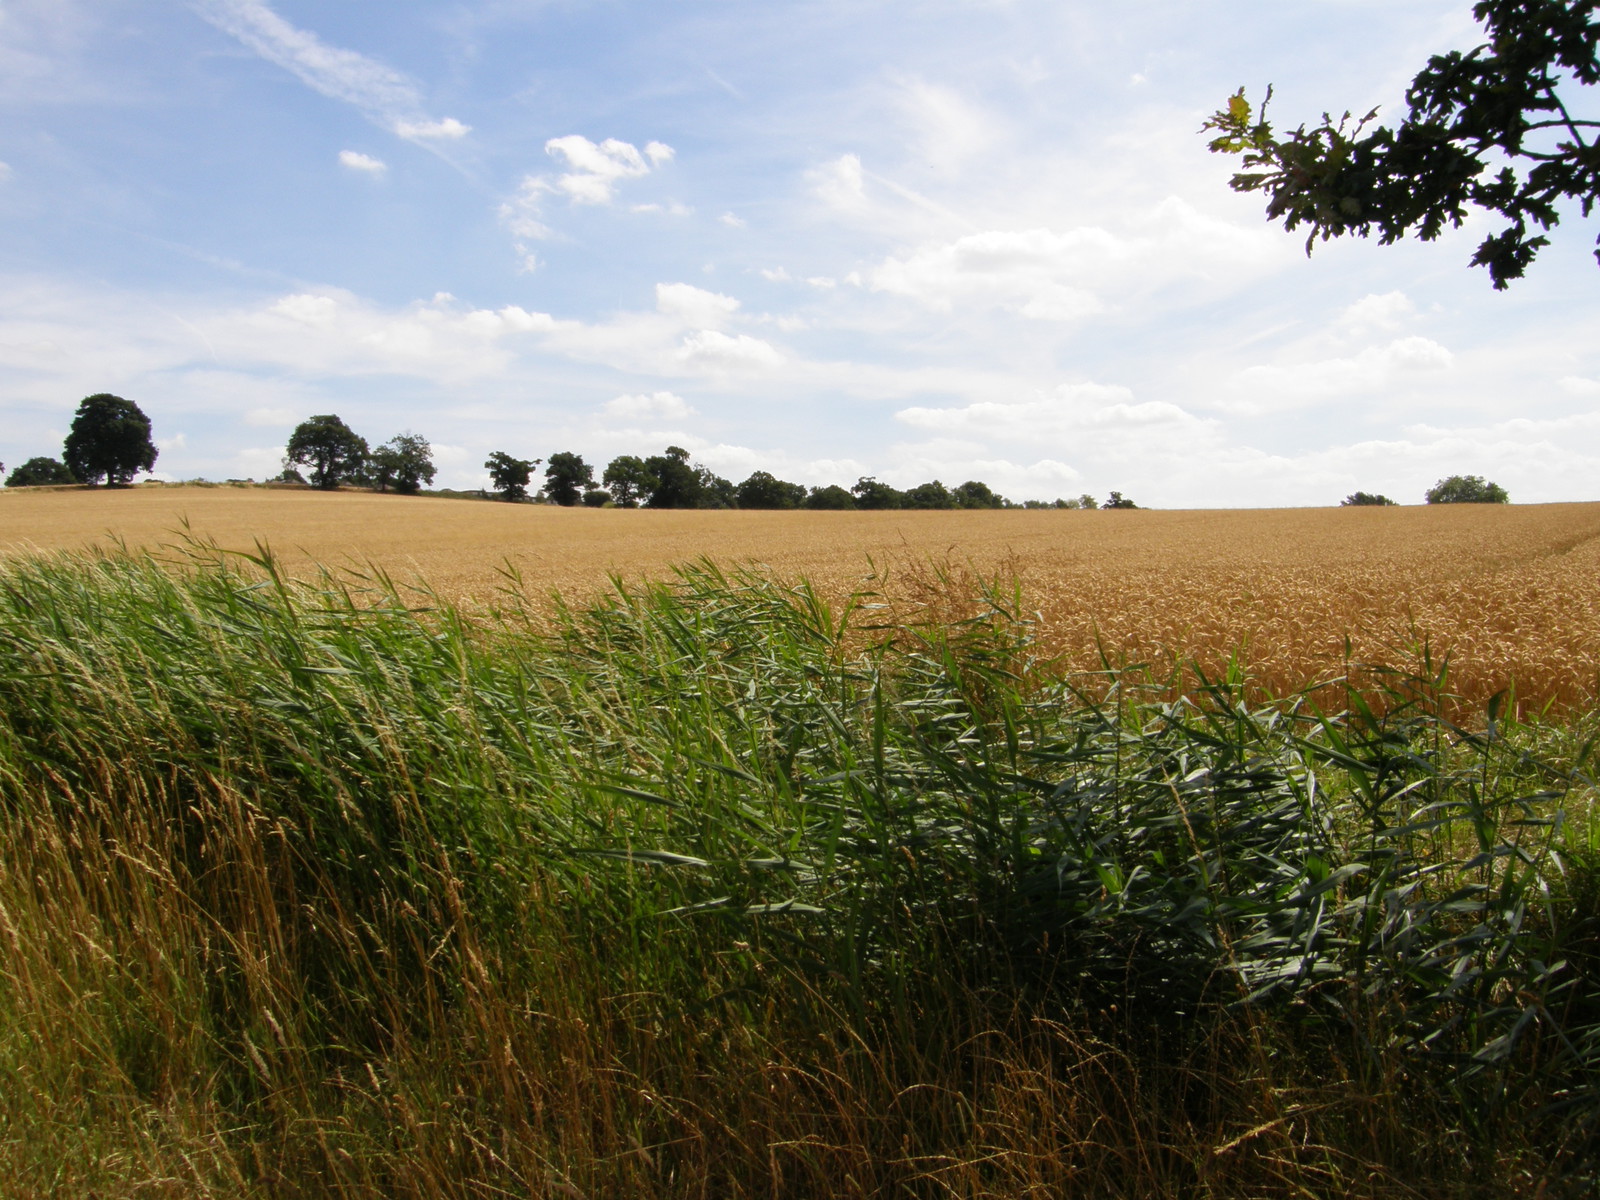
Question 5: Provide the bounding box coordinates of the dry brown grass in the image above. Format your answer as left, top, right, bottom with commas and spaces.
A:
4, 483, 1599, 710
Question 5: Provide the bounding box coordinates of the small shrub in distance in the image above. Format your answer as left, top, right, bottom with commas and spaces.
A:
581, 489, 611, 508
1342, 491, 1397, 506
5, 456, 78, 487
1426, 474, 1509, 504
1105, 491, 1138, 509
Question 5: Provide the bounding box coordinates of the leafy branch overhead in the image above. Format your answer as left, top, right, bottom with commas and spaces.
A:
1202, 0, 1600, 287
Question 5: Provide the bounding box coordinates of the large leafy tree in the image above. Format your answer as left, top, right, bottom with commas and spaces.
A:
602, 455, 655, 507
542, 452, 594, 506
902, 480, 957, 510
485, 451, 539, 501
62, 394, 158, 486
1426, 473, 1510, 502
851, 477, 903, 510
643, 446, 702, 509
952, 480, 1006, 509
805, 484, 856, 510
369, 432, 436, 495
5, 456, 78, 487
1203, 0, 1600, 287
285, 415, 368, 490
735, 470, 808, 509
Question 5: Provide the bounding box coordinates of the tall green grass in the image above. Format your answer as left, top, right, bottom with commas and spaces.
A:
0, 540, 1595, 1196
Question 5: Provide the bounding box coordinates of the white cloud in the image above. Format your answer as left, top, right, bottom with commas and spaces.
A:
895, 382, 1208, 444
810, 154, 867, 212
1335, 290, 1416, 336
893, 78, 992, 176
271, 293, 340, 326
157, 432, 187, 452
655, 282, 740, 329
871, 228, 1106, 319
719, 212, 746, 228
676, 330, 783, 372
193, 0, 467, 144
500, 135, 674, 256
0, 161, 12, 183
760, 267, 791, 282
498, 178, 552, 243
545, 135, 661, 204
866, 199, 1281, 321
1226, 337, 1455, 413
1558, 375, 1600, 397
394, 117, 470, 141
245, 406, 299, 427
338, 149, 386, 174
604, 391, 696, 420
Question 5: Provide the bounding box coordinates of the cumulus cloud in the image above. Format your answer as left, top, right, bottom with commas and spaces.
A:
271, 293, 340, 326
871, 227, 1104, 319
895, 382, 1209, 444
0, 161, 12, 183
394, 117, 470, 141
604, 391, 696, 420
655, 282, 740, 329
193, 0, 469, 144
1558, 375, 1600, 397
1334, 291, 1416, 336
338, 150, 386, 174
676, 330, 783, 372
865, 199, 1279, 321
499, 135, 675, 256
719, 212, 746, 228
1226, 337, 1455, 413
545, 135, 668, 204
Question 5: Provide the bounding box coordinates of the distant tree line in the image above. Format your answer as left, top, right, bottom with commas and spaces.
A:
0, 402, 1516, 513
468, 442, 1130, 511
265, 418, 1135, 508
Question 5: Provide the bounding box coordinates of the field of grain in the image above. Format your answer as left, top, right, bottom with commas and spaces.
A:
4, 483, 1599, 709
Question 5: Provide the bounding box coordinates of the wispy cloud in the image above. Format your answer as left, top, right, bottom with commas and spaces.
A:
192, 0, 469, 143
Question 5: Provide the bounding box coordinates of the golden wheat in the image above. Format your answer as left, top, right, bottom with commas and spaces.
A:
4, 484, 1598, 709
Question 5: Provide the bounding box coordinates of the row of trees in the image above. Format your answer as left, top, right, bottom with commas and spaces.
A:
475, 443, 1133, 511
280, 415, 437, 493
1, 406, 1517, 512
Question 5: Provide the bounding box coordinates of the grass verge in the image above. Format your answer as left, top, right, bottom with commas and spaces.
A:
0, 540, 1596, 1197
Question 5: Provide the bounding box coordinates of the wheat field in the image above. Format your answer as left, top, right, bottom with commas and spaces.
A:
4, 483, 1598, 710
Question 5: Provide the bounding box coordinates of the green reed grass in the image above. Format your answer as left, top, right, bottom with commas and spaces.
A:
0, 539, 1595, 1197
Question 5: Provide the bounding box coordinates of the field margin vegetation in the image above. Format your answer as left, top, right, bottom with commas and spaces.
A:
0, 539, 1597, 1196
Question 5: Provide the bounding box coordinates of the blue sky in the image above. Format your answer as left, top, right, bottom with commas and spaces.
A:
1, 0, 1595, 505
